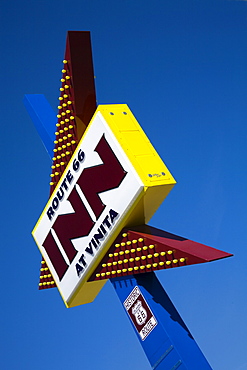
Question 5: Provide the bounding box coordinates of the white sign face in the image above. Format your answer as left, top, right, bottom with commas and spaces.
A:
33, 111, 143, 303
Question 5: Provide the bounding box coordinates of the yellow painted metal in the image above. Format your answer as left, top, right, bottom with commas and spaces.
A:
67, 104, 176, 307
97, 104, 176, 225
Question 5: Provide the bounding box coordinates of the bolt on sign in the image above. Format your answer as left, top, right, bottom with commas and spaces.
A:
32, 104, 176, 307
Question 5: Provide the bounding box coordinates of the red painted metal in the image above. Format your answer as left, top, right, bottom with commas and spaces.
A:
64, 31, 97, 140
89, 225, 233, 281
39, 31, 97, 290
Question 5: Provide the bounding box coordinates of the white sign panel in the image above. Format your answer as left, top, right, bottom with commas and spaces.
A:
33, 111, 143, 303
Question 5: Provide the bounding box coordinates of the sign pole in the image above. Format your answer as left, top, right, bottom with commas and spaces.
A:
111, 273, 212, 370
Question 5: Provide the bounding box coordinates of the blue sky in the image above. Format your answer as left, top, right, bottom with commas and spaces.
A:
1, 0, 247, 369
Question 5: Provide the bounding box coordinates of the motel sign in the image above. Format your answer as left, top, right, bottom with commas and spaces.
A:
25, 31, 232, 369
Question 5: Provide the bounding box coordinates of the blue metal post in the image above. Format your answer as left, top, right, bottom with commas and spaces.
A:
111, 273, 212, 370
24, 94, 56, 157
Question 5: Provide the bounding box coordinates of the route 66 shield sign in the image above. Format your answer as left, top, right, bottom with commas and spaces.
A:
132, 300, 148, 325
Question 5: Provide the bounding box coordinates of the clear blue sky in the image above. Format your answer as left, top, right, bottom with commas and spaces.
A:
1, 0, 247, 369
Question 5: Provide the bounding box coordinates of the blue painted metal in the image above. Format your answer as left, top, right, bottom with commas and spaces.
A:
111, 273, 212, 370
24, 94, 56, 158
